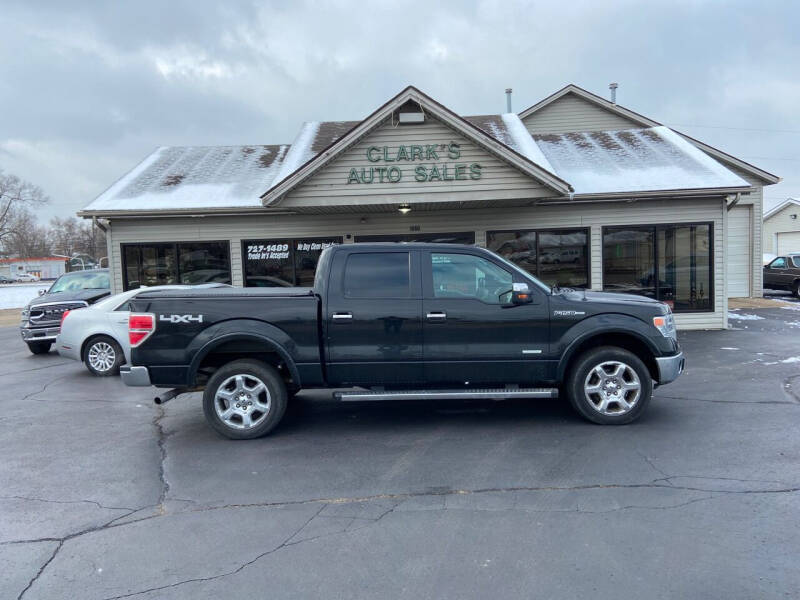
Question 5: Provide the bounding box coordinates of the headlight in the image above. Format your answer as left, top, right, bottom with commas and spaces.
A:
653, 313, 677, 340
21, 307, 29, 321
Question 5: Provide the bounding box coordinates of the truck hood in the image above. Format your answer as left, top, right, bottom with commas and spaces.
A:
556, 288, 665, 307
27, 288, 110, 309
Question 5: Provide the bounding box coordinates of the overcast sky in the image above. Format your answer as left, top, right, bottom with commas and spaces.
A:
1, 0, 798, 220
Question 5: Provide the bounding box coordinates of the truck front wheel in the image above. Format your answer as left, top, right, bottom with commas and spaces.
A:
202, 359, 288, 440
27, 341, 52, 355
565, 346, 653, 425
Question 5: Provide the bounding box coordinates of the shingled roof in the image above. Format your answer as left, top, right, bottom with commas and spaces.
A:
80, 87, 758, 215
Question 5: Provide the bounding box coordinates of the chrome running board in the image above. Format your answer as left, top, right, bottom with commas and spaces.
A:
334, 388, 558, 402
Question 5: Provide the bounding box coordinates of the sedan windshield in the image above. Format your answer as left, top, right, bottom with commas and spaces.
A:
49, 271, 110, 294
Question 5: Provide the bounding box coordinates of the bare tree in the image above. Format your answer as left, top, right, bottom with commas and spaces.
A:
3, 209, 51, 258
48, 216, 107, 262
0, 169, 48, 250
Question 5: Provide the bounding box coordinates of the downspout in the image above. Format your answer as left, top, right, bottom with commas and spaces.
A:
725, 193, 741, 211
92, 216, 108, 232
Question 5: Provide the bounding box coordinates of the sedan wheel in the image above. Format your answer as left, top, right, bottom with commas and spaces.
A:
83, 337, 123, 376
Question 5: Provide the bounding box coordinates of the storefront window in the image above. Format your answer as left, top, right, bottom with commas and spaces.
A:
122, 242, 231, 290
178, 242, 232, 285
603, 224, 712, 312
486, 228, 589, 288
243, 237, 341, 287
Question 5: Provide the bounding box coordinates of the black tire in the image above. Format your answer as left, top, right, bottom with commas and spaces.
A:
202, 359, 288, 440
82, 335, 124, 376
565, 346, 653, 425
27, 341, 52, 355
793, 280, 800, 298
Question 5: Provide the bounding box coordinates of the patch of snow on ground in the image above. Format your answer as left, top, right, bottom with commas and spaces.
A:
780, 305, 800, 311
720, 347, 739, 350
780, 357, 800, 364
0, 284, 49, 309
727, 312, 765, 321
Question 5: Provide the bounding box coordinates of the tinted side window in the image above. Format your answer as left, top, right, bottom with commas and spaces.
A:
792, 257, 800, 268
344, 253, 410, 298
431, 253, 513, 304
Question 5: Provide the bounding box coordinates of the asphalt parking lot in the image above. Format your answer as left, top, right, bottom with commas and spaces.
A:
2, 308, 800, 599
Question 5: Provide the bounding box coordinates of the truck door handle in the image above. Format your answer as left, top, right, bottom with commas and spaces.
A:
426, 311, 447, 322
331, 312, 353, 321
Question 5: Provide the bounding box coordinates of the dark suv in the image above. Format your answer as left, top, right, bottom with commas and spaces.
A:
20, 269, 111, 354
763, 254, 800, 297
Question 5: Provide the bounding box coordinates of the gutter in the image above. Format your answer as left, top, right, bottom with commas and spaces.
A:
78, 207, 300, 219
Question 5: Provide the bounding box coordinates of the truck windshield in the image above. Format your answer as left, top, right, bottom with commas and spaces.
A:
488, 250, 551, 293
48, 271, 110, 294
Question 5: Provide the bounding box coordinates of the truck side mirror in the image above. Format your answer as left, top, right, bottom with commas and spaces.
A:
511, 282, 533, 305
38, 289, 46, 296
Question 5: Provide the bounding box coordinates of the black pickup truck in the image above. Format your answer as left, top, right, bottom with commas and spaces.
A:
121, 243, 684, 439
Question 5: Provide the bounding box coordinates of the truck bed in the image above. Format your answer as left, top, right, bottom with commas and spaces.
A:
130, 286, 322, 387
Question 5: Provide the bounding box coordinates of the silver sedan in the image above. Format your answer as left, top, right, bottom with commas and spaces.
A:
57, 284, 227, 376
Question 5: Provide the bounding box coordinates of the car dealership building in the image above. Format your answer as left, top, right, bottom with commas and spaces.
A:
79, 84, 779, 330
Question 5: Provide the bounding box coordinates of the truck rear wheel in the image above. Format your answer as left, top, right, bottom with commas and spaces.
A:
565, 346, 653, 425
202, 359, 288, 440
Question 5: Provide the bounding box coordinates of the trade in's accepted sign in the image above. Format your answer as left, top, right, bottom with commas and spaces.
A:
347, 141, 482, 184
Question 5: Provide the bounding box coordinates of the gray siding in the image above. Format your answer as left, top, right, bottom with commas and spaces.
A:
282, 116, 554, 207
521, 93, 642, 134
725, 167, 763, 296
763, 203, 800, 253
108, 197, 725, 329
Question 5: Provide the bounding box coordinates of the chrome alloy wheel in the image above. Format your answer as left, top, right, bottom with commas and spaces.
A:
87, 341, 116, 372
583, 360, 641, 416
214, 374, 271, 430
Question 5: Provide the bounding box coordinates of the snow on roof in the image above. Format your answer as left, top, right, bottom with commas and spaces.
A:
83, 144, 289, 211
500, 113, 555, 174
532, 126, 750, 194
464, 114, 554, 173
271, 122, 321, 186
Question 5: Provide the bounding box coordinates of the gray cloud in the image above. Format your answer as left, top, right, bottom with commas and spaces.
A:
1, 0, 798, 220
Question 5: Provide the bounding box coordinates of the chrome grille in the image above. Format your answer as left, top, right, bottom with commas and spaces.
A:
28, 301, 88, 326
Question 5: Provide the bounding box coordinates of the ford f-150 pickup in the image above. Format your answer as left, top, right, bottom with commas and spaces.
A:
121, 243, 684, 439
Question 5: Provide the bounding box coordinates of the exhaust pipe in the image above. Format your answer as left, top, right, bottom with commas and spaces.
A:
154, 388, 182, 405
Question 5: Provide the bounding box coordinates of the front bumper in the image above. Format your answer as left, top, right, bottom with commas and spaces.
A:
20, 325, 60, 343
655, 352, 685, 385
120, 366, 152, 387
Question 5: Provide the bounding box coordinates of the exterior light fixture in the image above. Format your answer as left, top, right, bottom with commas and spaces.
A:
398, 204, 411, 214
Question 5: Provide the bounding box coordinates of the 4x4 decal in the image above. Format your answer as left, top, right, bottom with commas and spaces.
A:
159, 314, 204, 324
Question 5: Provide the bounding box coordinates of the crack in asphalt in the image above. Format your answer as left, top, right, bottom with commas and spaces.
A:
636, 450, 672, 485
99, 503, 330, 600
15, 540, 63, 600
152, 405, 170, 511
658, 394, 798, 405
0, 494, 135, 512
14, 506, 143, 600
19, 373, 70, 402
8, 475, 800, 598
0, 360, 74, 377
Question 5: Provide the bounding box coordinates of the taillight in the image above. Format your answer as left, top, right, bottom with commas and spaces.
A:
129, 313, 155, 347
60, 310, 71, 326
